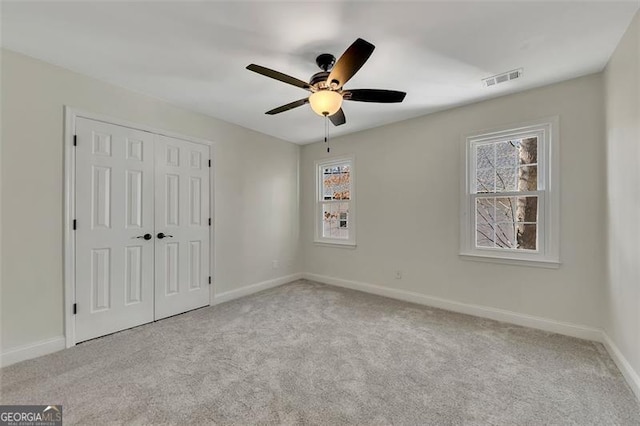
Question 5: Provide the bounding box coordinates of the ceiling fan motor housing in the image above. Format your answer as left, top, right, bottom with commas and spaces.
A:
310, 71, 331, 89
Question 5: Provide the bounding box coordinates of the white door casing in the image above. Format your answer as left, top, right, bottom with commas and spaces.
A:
75, 118, 155, 342
154, 135, 210, 320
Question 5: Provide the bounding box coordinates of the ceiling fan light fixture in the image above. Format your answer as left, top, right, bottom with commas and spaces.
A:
309, 90, 343, 117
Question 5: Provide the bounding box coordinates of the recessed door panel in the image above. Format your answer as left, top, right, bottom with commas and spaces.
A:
165, 243, 179, 295
91, 248, 111, 312
126, 138, 143, 161
92, 166, 111, 229
189, 177, 201, 225
125, 170, 142, 228
189, 241, 201, 290
165, 174, 179, 226
125, 246, 142, 305
75, 117, 155, 342
92, 132, 112, 156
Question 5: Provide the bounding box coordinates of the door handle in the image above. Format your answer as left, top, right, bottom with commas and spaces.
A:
157, 232, 174, 239
136, 233, 153, 240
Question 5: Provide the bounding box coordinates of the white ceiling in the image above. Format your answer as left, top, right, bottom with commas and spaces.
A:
2, 1, 638, 144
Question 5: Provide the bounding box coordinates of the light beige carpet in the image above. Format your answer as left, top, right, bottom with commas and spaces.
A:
1, 280, 639, 425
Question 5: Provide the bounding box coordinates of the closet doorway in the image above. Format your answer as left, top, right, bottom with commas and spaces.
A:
65, 110, 213, 344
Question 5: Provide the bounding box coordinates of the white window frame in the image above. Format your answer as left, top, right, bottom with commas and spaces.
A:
460, 117, 560, 268
315, 155, 356, 247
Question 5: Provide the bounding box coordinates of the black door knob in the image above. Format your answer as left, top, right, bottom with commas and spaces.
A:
157, 232, 174, 239
136, 233, 152, 240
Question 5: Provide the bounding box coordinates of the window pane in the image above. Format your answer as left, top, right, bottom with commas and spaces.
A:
515, 196, 538, 222
518, 137, 537, 164
476, 224, 494, 247
476, 196, 538, 251
322, 202, 349, 239
474, 138, 539, 193
322, 164, 350, 200
516, 224, 537, 250
476, 168, 494, 193
476, 144, 494, 169
517, 165, 537, 191
495, 141, 518, 168
476, 222, 516, 249
476, 198, 494, 223
495, 197, 515, 222
495, 222, 515, 248
496, 167, 517, 191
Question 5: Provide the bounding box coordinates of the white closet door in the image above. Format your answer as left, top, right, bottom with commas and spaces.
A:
75, 118, 155, 342
154, 135, 210, 319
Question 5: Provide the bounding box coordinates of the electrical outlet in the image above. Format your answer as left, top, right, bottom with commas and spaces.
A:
394, 270, 402, 279
272, 260, 279, 269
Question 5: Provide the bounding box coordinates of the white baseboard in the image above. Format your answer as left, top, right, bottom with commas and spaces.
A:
600, 332, 640, 401
213, 273, 303, 305
303, 273, 602, 341
1, 336, 66, 368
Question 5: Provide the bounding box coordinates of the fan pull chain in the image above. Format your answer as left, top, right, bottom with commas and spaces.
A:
324, 114, 331, 153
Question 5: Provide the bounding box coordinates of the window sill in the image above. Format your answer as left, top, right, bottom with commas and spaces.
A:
314, 240, 357, 249
459, 252, 560, 269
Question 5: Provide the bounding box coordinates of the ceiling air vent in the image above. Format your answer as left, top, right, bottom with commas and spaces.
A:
482, 68, 523, 88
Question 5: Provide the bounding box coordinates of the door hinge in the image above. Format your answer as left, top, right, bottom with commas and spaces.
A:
73, 303, 77, 315
208, 159, 211, 167
73, 219, 77, 230
73, 135, 77, 146
208, 276, 211, 285
208, 218, 211, 226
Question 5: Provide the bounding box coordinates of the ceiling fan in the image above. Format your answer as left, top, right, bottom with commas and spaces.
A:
246, 38, 406, 126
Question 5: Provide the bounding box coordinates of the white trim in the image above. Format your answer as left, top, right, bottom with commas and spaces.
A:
600, 332, 640, 401
212, 273, 303, 305
302, 272, 601, 341
63, 106, 216, 347
209, 144, 216, 306
313, 241, 357, 249
459, 253, 560, 269
63, 107, 76, 349
65, 108, 215, 147
1, 336, 66, 368
459, 116, 560, 267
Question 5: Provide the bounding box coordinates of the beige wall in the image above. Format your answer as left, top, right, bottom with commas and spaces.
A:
301, 73, 606, 328
604, 10, 640, 386
0, 49, 300, 351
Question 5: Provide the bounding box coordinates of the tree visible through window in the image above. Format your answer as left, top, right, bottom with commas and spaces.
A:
316, 157, 355, 245
475, 137, 538, 250
461, 118, 559, 267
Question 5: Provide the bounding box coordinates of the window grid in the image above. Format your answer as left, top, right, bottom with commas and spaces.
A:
472, 136, 540, 252
316, 158, 355, 245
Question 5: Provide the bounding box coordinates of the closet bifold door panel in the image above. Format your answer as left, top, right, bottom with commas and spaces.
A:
154, 135, 210, 320
75, 118, 156, 342
73, 116, 211, 343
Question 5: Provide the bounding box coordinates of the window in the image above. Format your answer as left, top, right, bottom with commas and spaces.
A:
315, 156, 355, 246
460, 118, 559, 267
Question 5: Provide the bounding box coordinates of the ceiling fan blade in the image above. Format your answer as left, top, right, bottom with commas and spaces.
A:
329, 108, 346, 126
265, 98, 309, 115
247, 64, 311, 91
344, 89, 406, 103
327, 38, 375, 90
